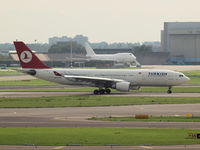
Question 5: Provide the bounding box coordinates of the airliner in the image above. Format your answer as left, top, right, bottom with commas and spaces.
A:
84, 42, 138, 65
14, 41, 190, 94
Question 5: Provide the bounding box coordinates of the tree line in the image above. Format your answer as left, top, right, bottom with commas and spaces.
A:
48, 41, 153, 54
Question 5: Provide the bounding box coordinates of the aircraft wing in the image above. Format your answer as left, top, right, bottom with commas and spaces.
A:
63, 75, 124, 86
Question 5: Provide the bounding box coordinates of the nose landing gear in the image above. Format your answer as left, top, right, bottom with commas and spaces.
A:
93, 88, 111, 95
167, 86, 172, 94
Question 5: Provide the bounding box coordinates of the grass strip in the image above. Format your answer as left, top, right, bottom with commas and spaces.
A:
89, 116, 200, 122
0, 96, 200, 108
185, 76, 200, 84
181, 70, 200, 74
0, 79, 58, 86
0, 127, 199, 146
0, 70, 23, 76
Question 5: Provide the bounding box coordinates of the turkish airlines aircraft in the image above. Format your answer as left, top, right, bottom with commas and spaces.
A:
14, 41, 190, 94
84, 42, 138, 65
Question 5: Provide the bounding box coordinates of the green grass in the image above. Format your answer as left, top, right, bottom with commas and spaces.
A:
0, 70, 23, 76
0, 79, 58, 86
180, 70, 200, 84
89, 116, 200, 122
181, 70, 200, 74
185, 76, 200, 84
0, 127, 199, 146
1, 96, 200, 108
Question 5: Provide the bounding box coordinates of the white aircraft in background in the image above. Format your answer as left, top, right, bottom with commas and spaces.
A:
14, 41, 189, 95
84, 42, 139, 65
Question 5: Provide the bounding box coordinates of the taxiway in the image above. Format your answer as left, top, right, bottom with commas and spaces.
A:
0, 104, 200, 128
0, 91, 200, 97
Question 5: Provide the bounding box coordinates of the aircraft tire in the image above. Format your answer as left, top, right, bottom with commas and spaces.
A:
94, 90, 99, 95
105, 89, 111, 94
167, 90, 172, 94
99, 89, 105, 94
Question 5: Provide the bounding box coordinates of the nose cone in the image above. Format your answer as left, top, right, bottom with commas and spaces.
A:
182, 75, 190, 83
185, 76, 190, 82
132, 55, 136, 62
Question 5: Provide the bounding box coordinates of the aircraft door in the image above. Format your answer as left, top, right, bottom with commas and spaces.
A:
136, 71, 147, 85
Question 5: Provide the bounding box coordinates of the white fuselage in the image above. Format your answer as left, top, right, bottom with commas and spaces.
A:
84, 42, 136, 64
23, 68, 189, 89
87, 53, 136, 63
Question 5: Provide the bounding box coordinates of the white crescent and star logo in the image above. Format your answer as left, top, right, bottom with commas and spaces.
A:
20, 51, 32, 63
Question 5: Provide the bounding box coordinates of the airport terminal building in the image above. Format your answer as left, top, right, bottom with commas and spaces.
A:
161, 22, 200, 64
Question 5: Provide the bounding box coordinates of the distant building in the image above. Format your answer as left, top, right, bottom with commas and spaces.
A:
48, 36, 72, 45
161, 22, 200, 64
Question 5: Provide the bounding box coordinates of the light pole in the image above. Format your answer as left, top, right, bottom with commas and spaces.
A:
70, 41, 73, 68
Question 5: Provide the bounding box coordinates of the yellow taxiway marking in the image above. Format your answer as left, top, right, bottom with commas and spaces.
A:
139, 146, 153, 149
53, 146, 65, 149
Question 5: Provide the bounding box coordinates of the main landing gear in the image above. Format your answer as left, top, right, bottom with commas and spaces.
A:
93, 88, 111, 95
167, 86, 172, 94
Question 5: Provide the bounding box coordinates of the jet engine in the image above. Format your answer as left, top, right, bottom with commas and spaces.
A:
115, 81, 130, 91
26, 70, 36, 76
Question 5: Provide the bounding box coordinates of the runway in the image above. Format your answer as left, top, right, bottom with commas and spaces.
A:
0, 91, 200, 97
0, 104, 200, 128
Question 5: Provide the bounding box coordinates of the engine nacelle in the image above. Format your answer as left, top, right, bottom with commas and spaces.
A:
115, 82, 130, 92
26, 69, 36, 76
20, 69, 36, 76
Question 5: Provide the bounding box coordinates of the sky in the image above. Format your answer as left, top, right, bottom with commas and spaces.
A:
1, 0, 200, 43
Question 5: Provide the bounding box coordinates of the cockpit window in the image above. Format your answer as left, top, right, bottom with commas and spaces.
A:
179, 75, 184, 77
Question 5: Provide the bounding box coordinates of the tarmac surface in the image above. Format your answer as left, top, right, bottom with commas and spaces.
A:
0, 104, 200, 128
0, 91, 200, 97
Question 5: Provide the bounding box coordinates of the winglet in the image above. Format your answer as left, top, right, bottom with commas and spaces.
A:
14, 41, 51, 69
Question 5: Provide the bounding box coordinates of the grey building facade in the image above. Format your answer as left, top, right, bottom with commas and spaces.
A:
161, 22, 200, 64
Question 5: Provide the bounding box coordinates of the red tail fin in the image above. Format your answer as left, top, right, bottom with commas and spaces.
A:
14, 41, 50, 69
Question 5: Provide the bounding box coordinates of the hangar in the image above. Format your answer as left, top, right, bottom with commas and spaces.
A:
161, 22, 200, 64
